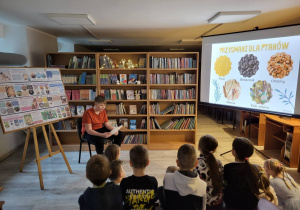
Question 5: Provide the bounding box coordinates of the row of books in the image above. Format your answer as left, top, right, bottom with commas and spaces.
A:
149, 73, 196, 84
150, 103, 195, 115
150, 88, 196, 100
62, 73, 96, 85
69, 105, 92, 116
100, 89, 147, 100
106, 104, 147, 115
53, 119, 76, 130
150, 57, 197, 69
122, 134, 147, 144
109, 118, 146, 129
99, 56, 147, 69
159, 117, 195, 130
68, 56, 96, 69
66, 89, 96, 100
100, 74, 146, 85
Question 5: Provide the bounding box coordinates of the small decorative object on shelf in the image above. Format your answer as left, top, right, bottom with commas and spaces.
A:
135, 90, 141, 100
116, 80, 120, 85
130, 119, 136, 130
136, 80, 141, 85
120, 59, 126, 68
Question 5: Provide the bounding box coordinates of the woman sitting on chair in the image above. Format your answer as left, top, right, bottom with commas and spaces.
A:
82, 95, 122, 154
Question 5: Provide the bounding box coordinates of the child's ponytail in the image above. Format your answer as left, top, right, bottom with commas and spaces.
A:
198, 135, 223, 196
232, 137, 259, 198
267, 159, 299, 190
257, 166, 274, 202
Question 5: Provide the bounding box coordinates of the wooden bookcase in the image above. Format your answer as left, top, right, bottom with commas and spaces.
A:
45, 52, 199, 151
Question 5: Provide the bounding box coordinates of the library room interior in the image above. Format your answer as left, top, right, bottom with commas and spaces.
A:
0, 0, 300, 209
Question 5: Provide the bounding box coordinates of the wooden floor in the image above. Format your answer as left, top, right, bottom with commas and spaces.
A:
0, 113, 299, 209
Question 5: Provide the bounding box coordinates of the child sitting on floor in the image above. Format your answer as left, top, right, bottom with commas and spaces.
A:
120, 145, 158, 210
104, 144, 120, 162
78, 155, 122, 210
108, 159, 126, 185
264, 158, 300, 209
159, 144, 207, 210
223, 137, 260, 210
194, 135, 223, 206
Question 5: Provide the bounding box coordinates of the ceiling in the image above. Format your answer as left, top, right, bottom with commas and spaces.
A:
0, 0, 300, 52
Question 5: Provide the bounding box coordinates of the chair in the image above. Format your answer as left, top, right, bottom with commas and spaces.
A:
0, 186, 4, 210
77, 118, 92, 163
77, 118, 113, 163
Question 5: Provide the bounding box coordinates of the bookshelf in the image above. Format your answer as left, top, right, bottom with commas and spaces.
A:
45, 52, 198, 151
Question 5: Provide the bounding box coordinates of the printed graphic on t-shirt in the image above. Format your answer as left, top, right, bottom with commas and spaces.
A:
124, 188, 156, 210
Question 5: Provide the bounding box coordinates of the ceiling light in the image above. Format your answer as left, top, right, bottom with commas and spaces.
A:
178, 39, 202, 44
47, 14, 95, 25
208, 11, 261, 24
103, 48, 120, 51
169, 48, 185, 51
89, 40, 113, 45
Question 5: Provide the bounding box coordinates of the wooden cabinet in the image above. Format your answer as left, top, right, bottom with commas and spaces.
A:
45, 52, 199, 151
240, 111, 260, 138
258, 114, 300, 168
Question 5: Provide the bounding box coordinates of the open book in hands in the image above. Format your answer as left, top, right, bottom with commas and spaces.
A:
110, 125, 123, 134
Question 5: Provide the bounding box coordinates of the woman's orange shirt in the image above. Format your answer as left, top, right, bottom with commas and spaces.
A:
81, 108, 108, 134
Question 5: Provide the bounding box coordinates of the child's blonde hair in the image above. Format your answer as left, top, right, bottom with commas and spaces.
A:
264, 159, 299, 190
166, 166, 179, 173
257, 165, 274, 202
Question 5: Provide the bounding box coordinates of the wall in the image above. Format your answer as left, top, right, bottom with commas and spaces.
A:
58, 38, 74, 52
26, 27, 58, 67
0, 24, 30, 66
0, 24, 58, 160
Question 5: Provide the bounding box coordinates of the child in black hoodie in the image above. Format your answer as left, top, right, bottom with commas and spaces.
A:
78, 154, 123, 210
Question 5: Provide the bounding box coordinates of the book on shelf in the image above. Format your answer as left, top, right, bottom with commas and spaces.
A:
129, 105, 137, 114
122, 134, 147, 144
86, 105, 93, 110
126, 90, 135, 100
150, 88, 196, 100
138, 58, 146, 68
128, 74, 137, 84
129, 119, 136, 130
120, 74, 127, 84
160, 105, 175, 115
66, 90, 72, 100
70, 105, 76, 115
139, 75, 147, 84
80, 72, 87, 84
141, 89, 147, 100
116, 103, 126, 115
64, 119, 76, 130
119, 118, 128, 129
139, 104, 147, 114
140, 118, 147, 129
77, 106, 85, 116
149, 103, 160, 114
110, 89, 117, 100
109, 119, 118, 127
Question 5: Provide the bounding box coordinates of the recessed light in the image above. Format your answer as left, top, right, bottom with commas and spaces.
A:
47, 14, 95, 25
169, 48, 185, 51
208, 11, 261, 24
178, 39, 202, 44
89, 40, 113, 45
103, 48, 120, 51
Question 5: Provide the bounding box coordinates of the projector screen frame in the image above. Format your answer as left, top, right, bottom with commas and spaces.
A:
200, 24, 300, 119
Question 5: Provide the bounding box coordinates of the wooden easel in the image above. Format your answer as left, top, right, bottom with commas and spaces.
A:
19, 123, 72, 190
